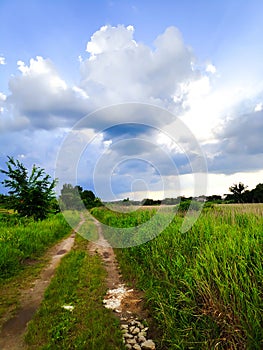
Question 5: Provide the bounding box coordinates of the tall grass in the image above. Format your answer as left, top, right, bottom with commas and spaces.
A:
0, 213, 74, 279
96, 205, 263, 349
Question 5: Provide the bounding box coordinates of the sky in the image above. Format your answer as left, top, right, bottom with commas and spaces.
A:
1, 0, 263, 201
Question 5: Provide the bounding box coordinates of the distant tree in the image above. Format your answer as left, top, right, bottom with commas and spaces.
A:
228, 182, 248, 203
80, 189, 97, 209
251, 183, 263, 203
142, 198, 161, 206
59, 184, 83, 210
59, 184, 102, 210
0, 156, 57, 220
206, 195, 222, 203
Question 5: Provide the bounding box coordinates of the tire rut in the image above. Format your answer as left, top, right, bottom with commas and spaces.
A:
88, 217, 149, 321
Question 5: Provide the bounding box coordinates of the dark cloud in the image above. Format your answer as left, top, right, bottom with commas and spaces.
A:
208, 109, 263, 173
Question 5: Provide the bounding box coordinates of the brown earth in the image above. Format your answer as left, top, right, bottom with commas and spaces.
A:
89, 218, 149, 321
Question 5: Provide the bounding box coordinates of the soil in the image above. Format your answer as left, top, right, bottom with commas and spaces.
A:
89, 218, 149, 321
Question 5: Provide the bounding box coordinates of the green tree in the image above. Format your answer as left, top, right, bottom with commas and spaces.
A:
0, 156, 57, 220
228, 182, 248, 203
251, 183, 263, 202
59, 184, 102, 210
59, 184, 83, 210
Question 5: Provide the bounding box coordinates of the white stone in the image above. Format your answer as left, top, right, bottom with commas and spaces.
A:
138, 335, 146, 343
123, 333, 134, 339
131, 327, 140, 335
127, 338, 137, 345
141, 339, 156, 350
138, 331, 147, 337
133, 344, 141, 350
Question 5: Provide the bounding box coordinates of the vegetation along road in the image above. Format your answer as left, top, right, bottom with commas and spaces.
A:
0, 158, 262, 349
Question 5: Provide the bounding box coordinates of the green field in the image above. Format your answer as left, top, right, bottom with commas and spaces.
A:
0, 211, 76, 279
92, 204, 263, 349
0, 205, 262, 349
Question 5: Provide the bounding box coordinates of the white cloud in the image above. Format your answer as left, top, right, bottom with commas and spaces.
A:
6, 26, 209, 134
3, 24, 263, 200
0, 92, 6, 101
17, 56, 67, 90
206, 63, 216, 74
254, 102, 262, 112
86, 24, 136, 58
6, 56, 90, 130
81, 25, 197, 108
0, 56, 6, 65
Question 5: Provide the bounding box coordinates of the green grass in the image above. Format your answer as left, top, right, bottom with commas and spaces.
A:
24, 234, 125, 350
0, 213, 74, 279
78, 211, 99, 241
0, 211, 77, 326
95, 205, 263, 349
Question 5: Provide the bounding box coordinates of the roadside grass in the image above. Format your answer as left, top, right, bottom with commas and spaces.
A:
96, 205, 262, 349
24, 234, 125, 349
0, 212, 76, 279
0, 254, 49, 328
0, 211, 79, 327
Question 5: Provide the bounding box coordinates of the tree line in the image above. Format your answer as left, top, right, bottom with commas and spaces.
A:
0, 157, 263, 220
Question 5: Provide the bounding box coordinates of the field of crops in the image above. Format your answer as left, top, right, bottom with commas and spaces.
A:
0, 212, 76, 279
92, 204, 263, 350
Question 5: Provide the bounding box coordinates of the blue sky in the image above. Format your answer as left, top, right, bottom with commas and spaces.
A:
1, 0, 263, 200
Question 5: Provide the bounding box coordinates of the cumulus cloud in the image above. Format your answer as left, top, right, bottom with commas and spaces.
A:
86, 24, 136, 57
3, 25, 208, 135
80, 25, 197, 110
1, 25, 213, 198
6, 56, 90, 130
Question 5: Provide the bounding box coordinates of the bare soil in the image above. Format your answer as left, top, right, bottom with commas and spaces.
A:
89, 218, 149, 321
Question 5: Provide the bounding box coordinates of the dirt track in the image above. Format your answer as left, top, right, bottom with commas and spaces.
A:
0, 215, 148, 349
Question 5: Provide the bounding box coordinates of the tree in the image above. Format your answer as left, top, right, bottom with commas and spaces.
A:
228, 182, 248, 203
0, 156, 57, 220
59, 184, 102, 210
251, 183, 263, 203
59, 184, 83, 210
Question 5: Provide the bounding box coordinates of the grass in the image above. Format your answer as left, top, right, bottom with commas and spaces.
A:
24, 233, 125, 349
94, 205, 263, 349
0, 254, 49, 328
0, 210, 79, 326
0, 212, 75, 279
78, 211, 99, 241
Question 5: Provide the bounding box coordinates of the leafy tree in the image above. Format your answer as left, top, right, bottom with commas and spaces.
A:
59, 184, 83, 210
59, 184, 102, 210
80, 189, 97, 209
0, 156, 57, 220
250, 183, 263, 203
206, 195, 222, 203
228, 182, 248, 203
